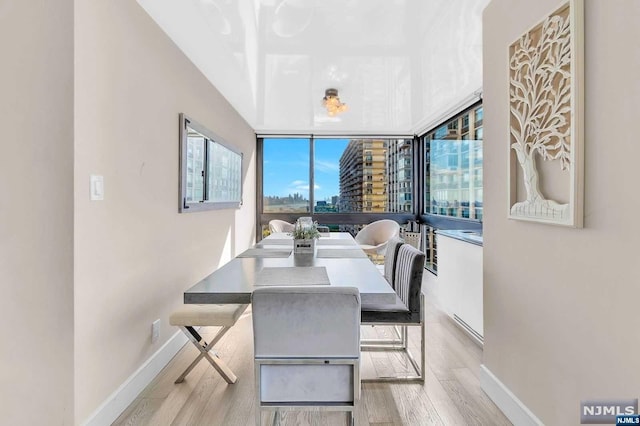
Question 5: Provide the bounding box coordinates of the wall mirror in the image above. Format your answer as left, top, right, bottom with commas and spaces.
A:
179, 113, 243, 212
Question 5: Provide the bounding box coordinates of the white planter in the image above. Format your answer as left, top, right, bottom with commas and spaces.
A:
293, 238, 316, 255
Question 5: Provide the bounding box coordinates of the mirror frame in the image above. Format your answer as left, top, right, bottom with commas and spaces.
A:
179, 113, 243, 213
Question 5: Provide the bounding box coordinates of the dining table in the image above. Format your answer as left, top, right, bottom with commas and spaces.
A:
184, 232, 396, 305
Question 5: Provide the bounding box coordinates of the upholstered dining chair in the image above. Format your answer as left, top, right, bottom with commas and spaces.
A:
369, 236, 405, 353
252, 286, 361, 426
361, 244, 426, 382
354, 219, 400, 257
268, 219, 295, 233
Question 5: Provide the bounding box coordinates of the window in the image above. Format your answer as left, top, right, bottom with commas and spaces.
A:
475, 106, 483, 126
179, 114, 242, 212
423, 225, 438, 272
262, 138, 311, 213
423, 105, 483, 221
462, 114, 469, 131
260, 137, 414, 215
257, 110, 483, 274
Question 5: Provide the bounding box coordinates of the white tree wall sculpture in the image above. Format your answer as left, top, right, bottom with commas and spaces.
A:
508, 0, 583, 227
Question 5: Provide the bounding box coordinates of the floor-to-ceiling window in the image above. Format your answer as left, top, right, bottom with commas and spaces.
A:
424, 106, 483, 221
420, 103, 483, 272
257, 104, 483, 273
258, 136, 415, 236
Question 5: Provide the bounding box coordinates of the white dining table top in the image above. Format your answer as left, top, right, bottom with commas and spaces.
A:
184, 232, 395, 305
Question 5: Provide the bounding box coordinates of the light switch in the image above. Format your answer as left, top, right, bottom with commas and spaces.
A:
90, 175, 104, 201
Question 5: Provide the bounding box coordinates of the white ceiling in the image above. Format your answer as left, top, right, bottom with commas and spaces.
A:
137, 0, 488, 135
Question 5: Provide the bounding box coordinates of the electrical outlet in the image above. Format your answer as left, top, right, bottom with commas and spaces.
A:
151, 319, 161, 343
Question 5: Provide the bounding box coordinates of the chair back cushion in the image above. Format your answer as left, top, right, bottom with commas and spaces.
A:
394, 244, 425, 313
252, 286, 361, 358
383, 237, 404, 288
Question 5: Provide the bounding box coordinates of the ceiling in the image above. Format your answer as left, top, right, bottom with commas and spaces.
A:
137, 0, 488, 135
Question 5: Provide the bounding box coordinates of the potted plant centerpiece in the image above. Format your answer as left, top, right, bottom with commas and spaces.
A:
291, 219, 320, 256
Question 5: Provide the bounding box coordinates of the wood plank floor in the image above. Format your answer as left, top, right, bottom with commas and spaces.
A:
115, 286, 511, 426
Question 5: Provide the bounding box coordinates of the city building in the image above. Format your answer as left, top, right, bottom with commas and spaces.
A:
387, 139, 413, 213
339, 139, 388, 213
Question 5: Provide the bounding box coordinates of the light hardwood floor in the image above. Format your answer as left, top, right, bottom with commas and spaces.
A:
115, 284, 511, 426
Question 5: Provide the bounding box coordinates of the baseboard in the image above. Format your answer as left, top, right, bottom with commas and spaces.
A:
480, 365, 544, 426
81, 329, 189, 426
451, 314, 484, 348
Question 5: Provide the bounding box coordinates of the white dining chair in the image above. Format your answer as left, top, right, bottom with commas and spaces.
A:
354, 219, 400, 256
252, 286, 361, 425
268, 219, 295, 233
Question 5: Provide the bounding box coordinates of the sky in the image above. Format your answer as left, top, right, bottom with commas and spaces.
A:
263, 138, 349, 202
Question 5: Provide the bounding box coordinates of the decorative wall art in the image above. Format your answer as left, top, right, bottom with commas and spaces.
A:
508, 0, 584, 227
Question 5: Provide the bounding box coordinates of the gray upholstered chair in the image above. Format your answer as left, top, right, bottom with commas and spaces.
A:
268, 219, 295, 233
370, 236, 405, 349
354, 219, 400, 256
361, 244, 426, 382
169, 303, 248, 384
252, 287, 361, 426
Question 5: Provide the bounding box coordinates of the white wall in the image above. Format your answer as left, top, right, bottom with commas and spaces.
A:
0, 0, 74, 424
74, 0, 256, 421
483, 0, 640, 424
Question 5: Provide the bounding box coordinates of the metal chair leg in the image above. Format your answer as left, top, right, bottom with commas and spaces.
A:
255, 363, 262, 426
175, 325, 237, 384
361, 299, 425, 383
361, 332, 423, 382
272, 410, 281, 426
360, 324, 406, 349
